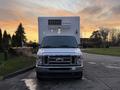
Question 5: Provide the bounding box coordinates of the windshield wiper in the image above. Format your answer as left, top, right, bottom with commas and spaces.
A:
59, 45, 76, 48
42, 46, 53, 48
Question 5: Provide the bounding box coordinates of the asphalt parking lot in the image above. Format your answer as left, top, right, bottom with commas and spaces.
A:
0, 53, 120, 90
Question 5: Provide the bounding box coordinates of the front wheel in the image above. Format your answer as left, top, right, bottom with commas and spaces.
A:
36, 72, 41, 80
77, 71, 83, 79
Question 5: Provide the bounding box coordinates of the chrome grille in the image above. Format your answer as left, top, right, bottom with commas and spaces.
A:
43, 56, 75, 65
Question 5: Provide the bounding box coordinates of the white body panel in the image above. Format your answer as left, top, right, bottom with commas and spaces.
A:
37, 48, 82, 56
38, 16, 80, 44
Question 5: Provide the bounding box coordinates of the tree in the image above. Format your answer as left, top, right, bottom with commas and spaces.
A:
7, 34, 11, 46
90, 30, 101, 39
109, 28, 120, 46
116, 32, 120, 46
2, 30, 9, 49
99, 28, 109, 42
99, 27, 109, 47
15, 23, 26, 47
0, 29, 2, 51
11, 34, 17, 47
90, 30, 102, 47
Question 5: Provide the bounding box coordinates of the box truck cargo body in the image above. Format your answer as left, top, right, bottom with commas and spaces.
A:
36, 16, 83, 79
38, 16, 80, 44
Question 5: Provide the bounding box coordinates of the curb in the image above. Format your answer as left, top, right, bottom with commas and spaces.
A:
2, 65, 35, 80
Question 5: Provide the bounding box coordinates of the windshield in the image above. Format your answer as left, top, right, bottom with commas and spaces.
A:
41, 36, 78, 48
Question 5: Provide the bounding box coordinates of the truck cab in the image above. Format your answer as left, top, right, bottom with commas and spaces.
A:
36, 16, 83, 79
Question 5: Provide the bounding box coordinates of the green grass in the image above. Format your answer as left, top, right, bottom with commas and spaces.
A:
0, 53, 36, 78
82, 47, 120, 56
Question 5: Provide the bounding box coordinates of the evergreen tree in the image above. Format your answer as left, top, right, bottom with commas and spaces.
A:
3, 30, 9, 49
15, 23, 26, 47
11, 34, 17, 47
0, 29, 2, 51
7, 34, 11, 46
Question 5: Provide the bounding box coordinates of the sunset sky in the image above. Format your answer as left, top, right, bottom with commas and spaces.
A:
0, 0, 120, 42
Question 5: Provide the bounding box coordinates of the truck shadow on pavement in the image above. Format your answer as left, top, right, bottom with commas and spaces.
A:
35, 78, 86, 90
22, 74, 98, 90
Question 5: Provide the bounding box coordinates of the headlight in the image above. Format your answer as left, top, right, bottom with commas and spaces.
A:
36, 56, 43, 66
76, 56, 83, 65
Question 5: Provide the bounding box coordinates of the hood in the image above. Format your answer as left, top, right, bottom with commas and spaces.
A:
37, 48, 82, 56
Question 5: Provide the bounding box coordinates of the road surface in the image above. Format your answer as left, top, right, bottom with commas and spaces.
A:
0, 53, 120, 90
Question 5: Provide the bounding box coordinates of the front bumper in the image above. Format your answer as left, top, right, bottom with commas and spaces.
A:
36, 65, 83, 78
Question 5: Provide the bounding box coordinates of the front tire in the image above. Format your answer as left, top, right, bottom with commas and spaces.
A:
77, 71, 83, 79
36, 72, 41, 80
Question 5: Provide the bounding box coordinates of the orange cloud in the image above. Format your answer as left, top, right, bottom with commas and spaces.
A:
0, 7, 76, 42
0, 0, 120, 42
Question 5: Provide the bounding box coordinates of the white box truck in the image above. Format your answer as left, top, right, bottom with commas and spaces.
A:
36, 16, 83, 79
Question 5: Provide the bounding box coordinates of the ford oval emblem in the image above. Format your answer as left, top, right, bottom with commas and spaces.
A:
56, 58, 63, 61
